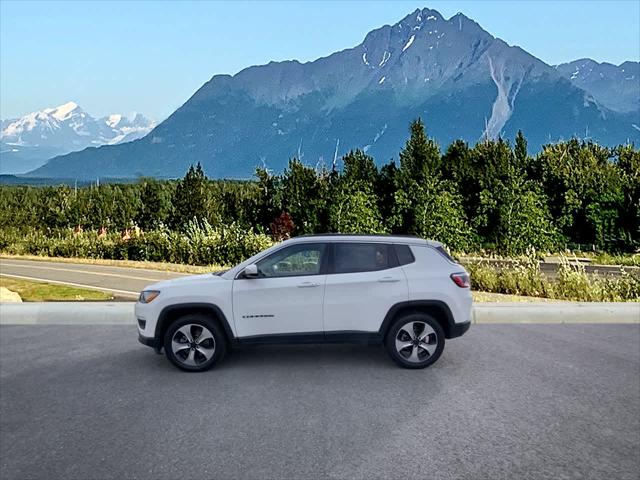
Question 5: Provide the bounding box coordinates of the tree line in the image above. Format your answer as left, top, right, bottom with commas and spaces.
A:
0, 119, 638, 255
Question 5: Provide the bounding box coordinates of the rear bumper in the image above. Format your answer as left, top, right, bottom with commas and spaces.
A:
449, 320, 471, 339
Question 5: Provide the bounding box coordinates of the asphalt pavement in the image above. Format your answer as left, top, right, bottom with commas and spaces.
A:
0, 324, 638, 480
0, 258, 192, 298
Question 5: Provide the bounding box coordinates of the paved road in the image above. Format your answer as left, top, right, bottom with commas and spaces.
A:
0, 258, 194, 299
1, 324, 638, 480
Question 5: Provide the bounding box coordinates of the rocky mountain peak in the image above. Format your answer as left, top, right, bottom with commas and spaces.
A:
23, 8, 639, 179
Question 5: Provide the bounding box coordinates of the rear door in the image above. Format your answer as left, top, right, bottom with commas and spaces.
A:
323, 242, 408, 333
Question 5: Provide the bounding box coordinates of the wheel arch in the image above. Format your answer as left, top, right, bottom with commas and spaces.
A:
155, 303, 235, 345
379, 300, 456, 339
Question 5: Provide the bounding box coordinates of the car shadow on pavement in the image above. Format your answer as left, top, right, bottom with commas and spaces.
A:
224, 344, 394, 369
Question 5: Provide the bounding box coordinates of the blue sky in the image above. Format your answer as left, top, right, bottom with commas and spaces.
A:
1, 0, 638, 121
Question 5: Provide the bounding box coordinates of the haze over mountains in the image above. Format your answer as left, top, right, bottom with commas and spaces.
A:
20, 7, 640, 179
555, 59, 640, 113
0, 102, 155, 174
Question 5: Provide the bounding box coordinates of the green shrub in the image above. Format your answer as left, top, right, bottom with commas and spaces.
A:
467, 254, 639, 302
0, 225, 273, 267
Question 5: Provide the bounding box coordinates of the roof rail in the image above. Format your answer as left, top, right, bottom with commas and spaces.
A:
297, 233, 422, 239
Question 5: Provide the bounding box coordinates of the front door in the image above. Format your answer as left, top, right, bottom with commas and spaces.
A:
232, 243, 327, 338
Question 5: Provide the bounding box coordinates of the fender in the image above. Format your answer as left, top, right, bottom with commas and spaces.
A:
379, 300, 456, 338
155, 302, 236, 343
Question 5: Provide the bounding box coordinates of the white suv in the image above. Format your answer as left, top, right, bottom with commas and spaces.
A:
136, 235, 472, 371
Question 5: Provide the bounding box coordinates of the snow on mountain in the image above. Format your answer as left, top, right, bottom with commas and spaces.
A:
0, 103, 155, 174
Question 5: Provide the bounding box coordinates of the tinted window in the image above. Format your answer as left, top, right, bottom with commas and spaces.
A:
395, 244, 415, 265
257, 243, 326, 277
333, 243, 392, 274
435, 246, 457, 264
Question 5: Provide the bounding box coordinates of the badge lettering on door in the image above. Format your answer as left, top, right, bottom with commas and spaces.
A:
242, 314, 275, 319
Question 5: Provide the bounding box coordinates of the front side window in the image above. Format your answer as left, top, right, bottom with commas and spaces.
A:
333, 243, 393, 274
256, 243, 326, 277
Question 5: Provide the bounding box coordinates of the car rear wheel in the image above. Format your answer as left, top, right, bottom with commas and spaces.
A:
164, 314, 227, 372
385, 313, 445, 369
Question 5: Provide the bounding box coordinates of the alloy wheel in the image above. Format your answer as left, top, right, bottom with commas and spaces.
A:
171, 324, 216, 367
395, 321, 438, 363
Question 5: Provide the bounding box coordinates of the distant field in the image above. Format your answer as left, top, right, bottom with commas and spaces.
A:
0, 174, 145, 186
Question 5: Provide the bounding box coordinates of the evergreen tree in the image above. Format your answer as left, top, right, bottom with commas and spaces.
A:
171, 163, 208, 229
137, 179, 172, 230
398, 118, 441, 182
279, 158, 323, 234
377, 160, 398, 222
392, 118, 442, 233
467, 138, 516, 242
514, 129, 528, 170
255, 167, 279, 228
341, 149, 379, 192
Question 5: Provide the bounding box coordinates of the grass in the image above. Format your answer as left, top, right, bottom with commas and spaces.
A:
472, 292, 566, 303
0, 276, 113, 302
589, 252, 640, 268
0, 254, 222, 274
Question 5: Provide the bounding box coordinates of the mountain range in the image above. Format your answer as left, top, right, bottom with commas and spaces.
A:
22, 7, 640, 179
0, 102, 155, 174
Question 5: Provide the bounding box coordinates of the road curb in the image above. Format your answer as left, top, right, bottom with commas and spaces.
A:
0, 302, 135, 325
473, 302, 640, 324
0, 301, 638, 326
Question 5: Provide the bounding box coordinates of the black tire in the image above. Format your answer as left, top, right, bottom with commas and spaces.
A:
384, 313, 445, 369
163, 314, 227, 372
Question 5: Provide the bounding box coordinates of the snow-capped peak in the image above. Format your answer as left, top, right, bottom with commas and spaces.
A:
106, 114, 123, 128
43, 101, 82, 121
1, 102, 155, 160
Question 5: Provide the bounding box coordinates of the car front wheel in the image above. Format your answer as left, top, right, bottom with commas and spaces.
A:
385, 313, 445, 369
163, 314, 227, 372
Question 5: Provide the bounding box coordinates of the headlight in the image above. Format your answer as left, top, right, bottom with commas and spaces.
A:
138, 290, 161, 303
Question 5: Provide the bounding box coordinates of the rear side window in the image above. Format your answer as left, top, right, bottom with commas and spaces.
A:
333, 243, 393, 274
394, 244, 415, 266
435, 246, 457, 264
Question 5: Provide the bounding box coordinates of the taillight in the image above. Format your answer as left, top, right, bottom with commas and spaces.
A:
450, 272, 470, 288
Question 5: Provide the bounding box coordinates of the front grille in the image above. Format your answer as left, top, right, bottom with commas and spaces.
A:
137, 318, 146, 329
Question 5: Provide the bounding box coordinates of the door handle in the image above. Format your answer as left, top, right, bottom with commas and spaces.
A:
378, 276, 400, 283
297, 281, 320, 288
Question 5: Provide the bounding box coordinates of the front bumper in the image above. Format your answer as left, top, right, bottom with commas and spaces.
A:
449, 320, 471, 339
138, 333, 160, 351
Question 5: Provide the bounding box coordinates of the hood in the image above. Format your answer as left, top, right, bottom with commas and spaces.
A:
145, 273, 226, 290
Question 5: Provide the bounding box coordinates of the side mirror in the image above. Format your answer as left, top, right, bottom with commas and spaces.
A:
242, 264, 259, 278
